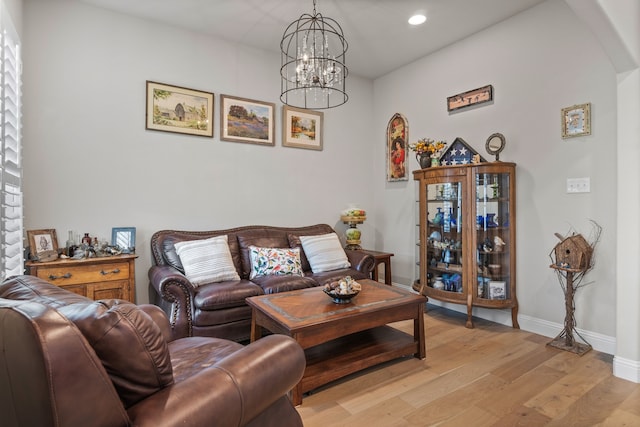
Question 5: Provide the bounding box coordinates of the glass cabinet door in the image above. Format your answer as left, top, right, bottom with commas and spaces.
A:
475, 172, 511, 301
424, 179, 464, 296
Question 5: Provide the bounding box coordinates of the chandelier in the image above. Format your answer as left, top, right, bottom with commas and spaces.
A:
280, 0, 348, 109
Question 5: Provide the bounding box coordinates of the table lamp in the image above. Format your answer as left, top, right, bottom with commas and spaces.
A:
340, 208, 366, 250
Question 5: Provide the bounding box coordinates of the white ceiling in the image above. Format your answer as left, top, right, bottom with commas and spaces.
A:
78, 0, 547, 79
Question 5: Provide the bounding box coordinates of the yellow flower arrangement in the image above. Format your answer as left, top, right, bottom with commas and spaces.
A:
409, 138, 446, 158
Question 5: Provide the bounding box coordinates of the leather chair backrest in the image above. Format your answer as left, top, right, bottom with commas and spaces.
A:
0, 299, 130, 427
1, 276, 174, 409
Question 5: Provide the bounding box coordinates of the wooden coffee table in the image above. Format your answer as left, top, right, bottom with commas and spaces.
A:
246, 279, 426, 405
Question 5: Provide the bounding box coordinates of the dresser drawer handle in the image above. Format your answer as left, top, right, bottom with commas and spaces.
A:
100, 268, 121, 276
48, 273, 72, 281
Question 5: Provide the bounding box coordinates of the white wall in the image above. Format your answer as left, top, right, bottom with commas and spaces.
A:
22, 0, 375, 303
373, 0, 618, 346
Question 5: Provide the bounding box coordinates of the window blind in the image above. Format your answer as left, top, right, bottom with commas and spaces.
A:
0, 4, 22, 281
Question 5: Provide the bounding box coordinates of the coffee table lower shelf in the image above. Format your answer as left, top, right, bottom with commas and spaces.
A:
298, 325, 419, 403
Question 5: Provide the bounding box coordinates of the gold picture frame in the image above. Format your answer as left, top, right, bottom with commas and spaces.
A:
145, 81, 214, 137
27, 229, 59, 261
282, 105, 323, 150
220, 95, 275, 146
561, 103, 591, 138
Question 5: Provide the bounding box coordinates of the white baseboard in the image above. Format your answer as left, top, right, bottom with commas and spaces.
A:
613, 356, 640, 383
395, 282, 616, 355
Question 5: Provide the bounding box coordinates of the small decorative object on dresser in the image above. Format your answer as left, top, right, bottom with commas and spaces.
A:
111, 227, 136, 254
26, 229, 59, 262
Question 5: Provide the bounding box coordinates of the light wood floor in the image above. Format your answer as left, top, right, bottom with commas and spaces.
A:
296, 305, 640, 426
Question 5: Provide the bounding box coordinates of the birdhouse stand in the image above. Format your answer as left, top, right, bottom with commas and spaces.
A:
548, 230, 599, 356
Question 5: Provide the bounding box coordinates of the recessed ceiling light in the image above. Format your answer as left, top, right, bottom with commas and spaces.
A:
408, 14, 427, 26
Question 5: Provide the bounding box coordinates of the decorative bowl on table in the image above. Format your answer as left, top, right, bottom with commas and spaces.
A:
323, 276, 362, 304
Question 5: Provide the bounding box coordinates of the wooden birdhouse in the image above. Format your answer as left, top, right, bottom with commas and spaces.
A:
552, 234, 593, 271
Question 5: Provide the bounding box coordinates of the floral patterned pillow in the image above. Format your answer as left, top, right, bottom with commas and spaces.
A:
249, 246, 304, 279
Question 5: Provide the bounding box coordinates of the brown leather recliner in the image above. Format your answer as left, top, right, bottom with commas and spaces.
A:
0, 275, 305, 427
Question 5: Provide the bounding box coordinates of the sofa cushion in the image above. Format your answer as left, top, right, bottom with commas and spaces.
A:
299, 233, 351, 273
193, 280, 263, 311
174, 236, 240, 286
169, 336, 244, 383
251, 274, 318, 294
59, 300, 174, 408
248, 246, 304, 279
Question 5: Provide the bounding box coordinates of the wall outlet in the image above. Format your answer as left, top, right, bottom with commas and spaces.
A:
566, 177, 590, 193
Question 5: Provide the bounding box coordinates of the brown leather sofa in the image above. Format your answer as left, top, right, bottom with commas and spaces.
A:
149, 224, 375, 342
0, 275, 305, 427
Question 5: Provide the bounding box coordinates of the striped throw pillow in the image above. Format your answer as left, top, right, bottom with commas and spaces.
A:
174, 235, 240, 286
299, 233, 350, 273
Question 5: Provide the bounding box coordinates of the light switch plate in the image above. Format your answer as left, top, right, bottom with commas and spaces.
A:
566, 177, 590, 193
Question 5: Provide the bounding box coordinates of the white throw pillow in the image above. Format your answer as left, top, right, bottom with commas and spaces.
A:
174, 235, 240, 286
299, 233, 351, 273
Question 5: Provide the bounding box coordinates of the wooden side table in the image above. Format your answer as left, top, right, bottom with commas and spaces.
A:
25, 254, 137, 302
361, 249, 394, 286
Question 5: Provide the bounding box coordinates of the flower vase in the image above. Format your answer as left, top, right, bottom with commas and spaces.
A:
416, 153, 431, 169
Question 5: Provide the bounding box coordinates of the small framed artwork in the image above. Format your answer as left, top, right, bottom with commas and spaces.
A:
111, 227, 136, 254
447, 84, 493, 112
488, 281, 507, 300
27, 229, 59, 261
220, 95, 275, 146
282, 105, 323, 150
561, 103, 591, 138
145, 81, 214, 137
386, 113, 409, 181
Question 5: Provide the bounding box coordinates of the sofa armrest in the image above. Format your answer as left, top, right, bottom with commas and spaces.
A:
126, 335, 305, 427
345, 249, 375, 275
148, 265, 196, 340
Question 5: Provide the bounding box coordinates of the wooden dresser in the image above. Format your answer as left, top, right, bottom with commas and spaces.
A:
25, 254, 137, 303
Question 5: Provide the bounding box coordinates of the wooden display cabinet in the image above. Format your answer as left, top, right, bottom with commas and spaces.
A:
26, 254, 137, 303
413, 162, 518, 328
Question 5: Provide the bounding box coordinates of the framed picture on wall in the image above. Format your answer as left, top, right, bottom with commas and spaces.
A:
386, 113, 408, 181
282, 105, 323, 150
561, 103, 591, 138
145, 81, 214, 137
220, 95, 275, 146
